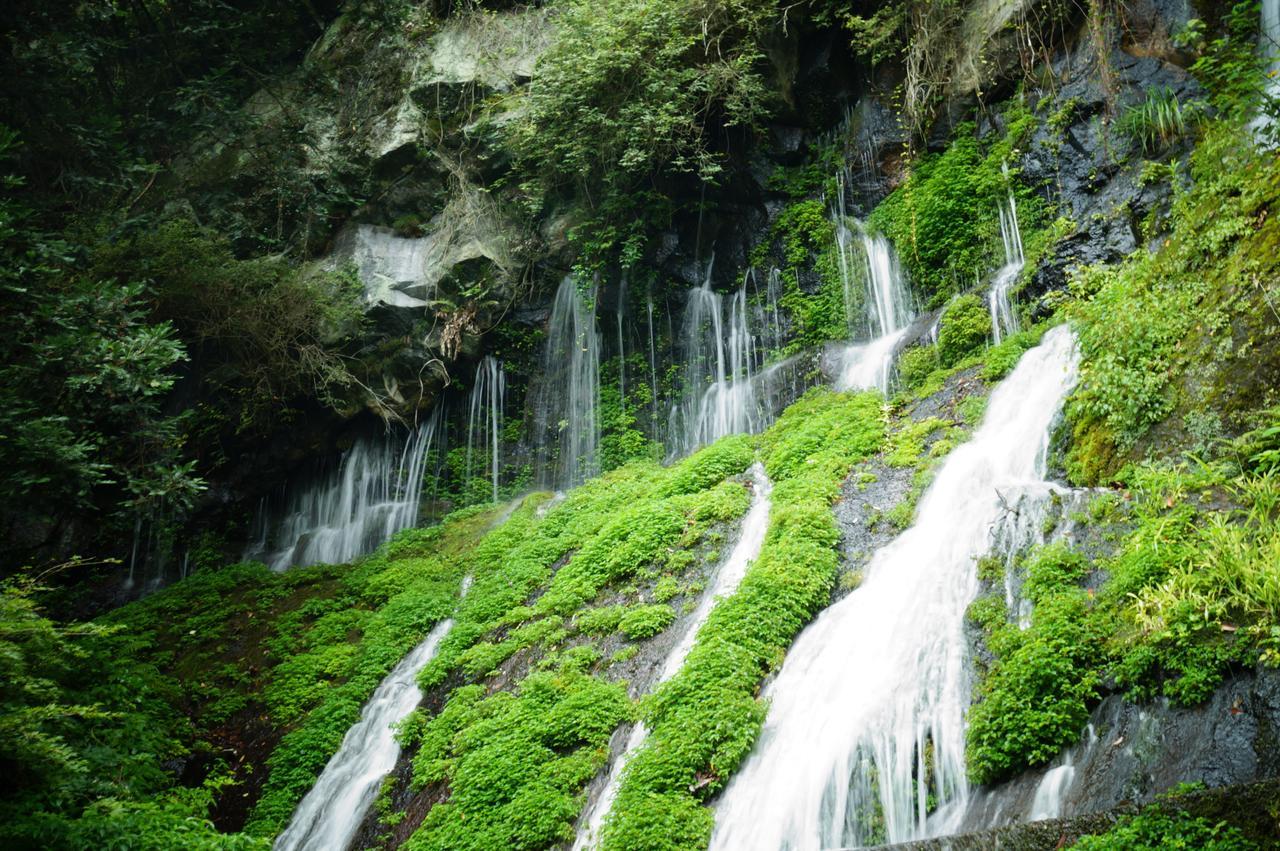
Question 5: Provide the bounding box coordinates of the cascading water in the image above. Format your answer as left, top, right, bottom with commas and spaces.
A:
1026, 724, 1098, 822
989, 190, 1025, 344
616, 273, 628, 404
667, 270, 766, 458
711, 325, 1079, 851
1259, 0, 1280, 129
274, 577, 472, 851
245, 414, 438, 571
646, 296, 660, 435
747, 266, 786, 355
465, 356, 505, 502
536, 275, 602, 489
833, 225, 914, 393
572, 465, 773, 850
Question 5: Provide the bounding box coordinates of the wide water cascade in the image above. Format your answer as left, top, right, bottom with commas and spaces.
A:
245, 417, 438, 571
833, 226, 914, 393
535, 275, 602, 489
274, 576, 472, 851
465, 355, 505, 502
989, 191, 1025, 344
572, 464, 773, 850
710, 325, 1079, 851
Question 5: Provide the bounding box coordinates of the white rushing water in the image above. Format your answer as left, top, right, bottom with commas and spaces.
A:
1258, 0, 1280, 134
711, 325, 1079, 851
668, 270, 766, 458
275, 576, 472, 851
573, 464, 773, 850
834, 227, 914, 393
989, 191, 1025, 344
536, 275, 602, 489
245, 415, 438, 571
465, 356, 505, 502
1026, 723, 1097, 823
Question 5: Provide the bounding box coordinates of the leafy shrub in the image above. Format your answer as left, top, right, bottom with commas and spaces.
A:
1071, 801, 1256, 850
618, 604, 676, 640
897, 344, 940, 391
867, 102, 1043, 302
937, 295, 992, 367
966, 546, 1102, 785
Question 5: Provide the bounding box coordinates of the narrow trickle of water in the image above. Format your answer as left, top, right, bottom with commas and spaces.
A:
711, 325, 1079, 851
465, 356, 505, 502
274, 576, 473, 851
668, 265, 784, 458
646, 296, 660, 435
536, 275, 602, 489
1027, 762, 1075, 822
245, 415, 438, 571
572, 465, 773, 850
989, 191, 1025, 344
1260, 0, 1280, 121
617, 273, 628, 405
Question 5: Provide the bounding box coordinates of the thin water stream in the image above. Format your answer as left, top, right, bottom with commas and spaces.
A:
275, 576, 473, 851
571, 464, 773, 850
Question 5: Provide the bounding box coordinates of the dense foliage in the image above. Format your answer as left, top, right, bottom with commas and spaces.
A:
868, 100, 1045, 304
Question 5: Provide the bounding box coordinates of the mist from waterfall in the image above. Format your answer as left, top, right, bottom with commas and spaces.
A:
244, 414, 439, 571
711, 325, 1079, 851
536, 274, 602, 489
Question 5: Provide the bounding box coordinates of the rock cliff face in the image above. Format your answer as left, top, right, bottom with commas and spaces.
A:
169, 0, 1218, 559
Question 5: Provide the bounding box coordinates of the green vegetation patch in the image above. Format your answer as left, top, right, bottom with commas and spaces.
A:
601, 389, 886, 851
399, 437, 755, 849
1065, 122, 1280, 484
966, 544, 1103, 785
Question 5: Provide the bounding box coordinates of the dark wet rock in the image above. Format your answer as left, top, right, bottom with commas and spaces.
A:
958, 667, 1280, 836
876, 778, 1280, 850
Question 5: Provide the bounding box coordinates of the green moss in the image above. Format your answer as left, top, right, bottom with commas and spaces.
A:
1070, 800, 1257, 850
1064, 121, 1280, 484
868, 98, 1046, 304
403, 670, 631, 851
602, 389, 886, 850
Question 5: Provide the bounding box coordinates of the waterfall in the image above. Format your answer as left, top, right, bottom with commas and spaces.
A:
746, 267, 785, 355
245, 415, 438, 571
536, 275, 602, 489
465, 356, 505, 502
667, 270, 767, 459
617, 273, 628, 405
710, 325, 1079, 851
572, 465, 773, 851
833, 227, 914, 394
1263, 0, 1280, 112
646, 296, 659, 435
274, 577, 472, 851
989, 192, 1025, 344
